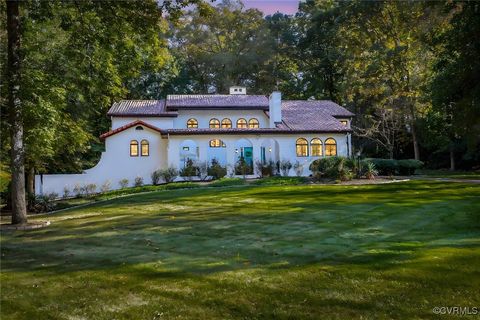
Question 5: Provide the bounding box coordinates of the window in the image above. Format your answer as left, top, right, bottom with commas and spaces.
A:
130, 140, 139, 156
248, 118, 259, 128
311, 138, 323, 156
209, 139, 225, 148
209, 118, 220, 128
221, 118, 232, 128
187, 118, 198, 128
141, 140, 149, 156
325, 138, 337, 156
237, 118, 247, 128
135, 126, 144, 130
296, 138, 308, 157
340, 120, 348, 126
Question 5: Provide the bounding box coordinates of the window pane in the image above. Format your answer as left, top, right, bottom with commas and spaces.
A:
130, 141, 138, 156
237, 118, 247, 128
141, 140, 149, 156
248, 118, 259, 128
209, 119, 220, 128
221, 118, 232, 128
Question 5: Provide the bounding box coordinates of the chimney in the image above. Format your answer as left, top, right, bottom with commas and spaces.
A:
229, 86, 246, 95
269, 91, 282, 128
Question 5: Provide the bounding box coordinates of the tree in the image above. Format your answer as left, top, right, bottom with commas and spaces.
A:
6, 0, 27, 224
430, 2, 480, 170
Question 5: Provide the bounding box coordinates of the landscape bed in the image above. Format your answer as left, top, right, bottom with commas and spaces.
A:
1, 180, 479, 319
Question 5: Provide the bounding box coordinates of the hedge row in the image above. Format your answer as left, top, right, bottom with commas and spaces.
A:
365, 158, 424, 175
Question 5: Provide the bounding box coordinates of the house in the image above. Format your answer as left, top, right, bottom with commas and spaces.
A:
35, 87, 354, 195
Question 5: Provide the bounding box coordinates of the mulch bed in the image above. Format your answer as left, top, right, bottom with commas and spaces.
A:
0, 220, 50, 231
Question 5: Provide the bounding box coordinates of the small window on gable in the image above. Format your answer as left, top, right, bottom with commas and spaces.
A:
141, 140, 149, 156
340, 120, 348, 126
130, 140, 139, 157
237, 118, 247, 129
135, 126, 144, 130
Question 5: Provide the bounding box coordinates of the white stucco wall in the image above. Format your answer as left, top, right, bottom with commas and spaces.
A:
36, 116, 351, 196
35, 125, 167, 196
174, 110, 270, 129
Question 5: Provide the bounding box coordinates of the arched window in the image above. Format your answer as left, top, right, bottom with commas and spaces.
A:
130, 140, 139, 157
209, 139, 225, 148
221, 118, 232, 128
311, 138, 323, 156
187, 118, 198, 128
135, 126, 144, 130
237, 118, 247, 129
248, 118, 259, 128
325, 138, 337, 156
141, 140, 149, 156
296, 138, 308, 157
209, 118, 220, 129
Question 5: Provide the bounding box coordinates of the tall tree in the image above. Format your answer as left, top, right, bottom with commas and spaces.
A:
6, 0, 27, 224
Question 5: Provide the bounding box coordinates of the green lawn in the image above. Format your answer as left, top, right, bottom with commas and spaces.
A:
1, 181, 479, 319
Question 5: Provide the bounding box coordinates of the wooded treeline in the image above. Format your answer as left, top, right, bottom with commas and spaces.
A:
1, 0, 479, 190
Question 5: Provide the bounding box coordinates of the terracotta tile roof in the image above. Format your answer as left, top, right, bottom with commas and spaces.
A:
165, 128, 350, 135
166, 94, 269, 109
100, 120, 164, 139
107, 100, 177, 117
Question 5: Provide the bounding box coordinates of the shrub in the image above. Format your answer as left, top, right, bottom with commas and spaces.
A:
398, 159, 424, 175
235, 157, 252, 178
85, 183, 97, 196
63, 186, 70, 199
293, 161, 304, 177
366, 158, 398, 175
310, 157, 353, 181
208, 159, 227, 180
134, 177, 144, 187
151, 170, 162, 185
280, 159, 292, 176
197, 161, 209, 180
364, 162, 378, 180
73, 183, 82, 197
159, 167, 178, 183
30, 192, 58, 213
255, 160, 275, 178
119, 179, 129, 189
100, 180, 111, 193
180, 159, 198, 181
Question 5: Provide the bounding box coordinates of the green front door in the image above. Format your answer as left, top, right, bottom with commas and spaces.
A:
243, 147, 253, 168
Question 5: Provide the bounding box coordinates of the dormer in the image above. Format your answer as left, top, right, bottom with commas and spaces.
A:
229, 86, 246, 95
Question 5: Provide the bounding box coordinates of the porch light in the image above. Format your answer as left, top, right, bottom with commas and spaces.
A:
268, 147, 272, 152
235, 149, 239, 153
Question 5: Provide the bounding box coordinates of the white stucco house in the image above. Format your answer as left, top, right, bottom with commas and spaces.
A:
35, 87, 354, 195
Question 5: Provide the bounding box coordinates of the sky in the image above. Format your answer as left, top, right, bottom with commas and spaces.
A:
242, 0, 301, 15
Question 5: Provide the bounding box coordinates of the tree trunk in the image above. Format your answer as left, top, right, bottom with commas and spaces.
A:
449, 147, 455, 171
411, 122, 420, 161
27, 166, 35, 195
7, 0, 27, 225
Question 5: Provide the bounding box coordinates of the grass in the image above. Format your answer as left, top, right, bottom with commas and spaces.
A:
1, 180, 479, 319
417, 169, 480, 179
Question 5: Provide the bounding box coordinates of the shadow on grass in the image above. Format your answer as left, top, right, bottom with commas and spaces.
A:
1, 181, 479, 276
